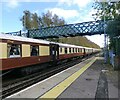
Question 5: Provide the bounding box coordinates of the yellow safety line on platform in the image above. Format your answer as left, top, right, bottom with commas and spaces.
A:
39, 57, 97, 99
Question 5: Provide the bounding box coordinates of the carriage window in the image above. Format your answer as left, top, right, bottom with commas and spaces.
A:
73, 48, 74, 53
79, 48, 81, 52
69, 48, 71, 53
31, 45, 39, 56
8, 44, 21, 58
82, 48, 85, 53
65, 48, 67, 54
76, 48, 77, 53
60, 47, 62, 53
78, 48, 80, 52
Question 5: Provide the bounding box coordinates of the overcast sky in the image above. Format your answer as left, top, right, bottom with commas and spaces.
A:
1, 0, 105, 47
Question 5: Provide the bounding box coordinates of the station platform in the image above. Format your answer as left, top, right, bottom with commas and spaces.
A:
6, 56, 119, 99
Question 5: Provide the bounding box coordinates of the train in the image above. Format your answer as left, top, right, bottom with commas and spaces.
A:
0, 33, 101, 75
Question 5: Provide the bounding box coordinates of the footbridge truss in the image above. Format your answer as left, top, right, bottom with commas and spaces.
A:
6, 20, 106, 39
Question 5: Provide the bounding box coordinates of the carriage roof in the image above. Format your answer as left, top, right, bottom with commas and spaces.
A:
0, 33, 100, 50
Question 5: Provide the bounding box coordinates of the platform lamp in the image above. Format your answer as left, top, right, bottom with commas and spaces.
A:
103, 1, 107, 63
95, 0, 108, 63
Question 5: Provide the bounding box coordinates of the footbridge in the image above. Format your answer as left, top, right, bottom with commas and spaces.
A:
6, 20, 106, 39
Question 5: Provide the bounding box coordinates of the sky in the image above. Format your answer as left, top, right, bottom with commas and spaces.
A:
1, 0, 105, 47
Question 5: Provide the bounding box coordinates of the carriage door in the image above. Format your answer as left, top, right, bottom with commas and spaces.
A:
50, 44, 59, 61
83, 48, 86, 55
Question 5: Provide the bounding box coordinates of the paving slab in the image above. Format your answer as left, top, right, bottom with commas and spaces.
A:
6, 57, 119, 99
6, 57, 94, 99
58, 58, 103, 99
58, 57, 119, 99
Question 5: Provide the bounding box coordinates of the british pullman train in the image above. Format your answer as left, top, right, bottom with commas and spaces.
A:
0, 33, 100, 74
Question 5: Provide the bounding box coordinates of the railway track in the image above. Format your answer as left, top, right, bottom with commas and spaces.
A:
1, 55, 96, 99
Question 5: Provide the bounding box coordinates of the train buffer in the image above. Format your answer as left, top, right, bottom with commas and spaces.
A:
6, 56, 119, 99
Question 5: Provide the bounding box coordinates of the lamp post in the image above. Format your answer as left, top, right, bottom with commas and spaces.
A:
103, 2, 107, 63
95, 0, 108, 63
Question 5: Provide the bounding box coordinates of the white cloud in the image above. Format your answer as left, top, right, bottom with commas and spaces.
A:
95, 0, 120, 2
46, 8, 79, 19
3, 0, 72, 3
3, 0, 32, 9
58, 0, 92, 8
46, 7, 96, 24
86, 34, 104, 47
58, 0, 73, 6
73, 0, 92, 8
6, 0, 19, 8
71, 8, 95, 23
84, 9, 97, 21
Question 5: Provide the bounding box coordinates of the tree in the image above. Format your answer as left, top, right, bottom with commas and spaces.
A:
31, 13, 39, 29
20, 10, 66, 42
52, 14, 65, 26
92, 1, 120, 69
20, 11, 40, 30
106, 16, 120, 55
52, 14, 59, 26
92, 2, 120, 48
58, 18, 65, 26
20, 10, 32, 30
41, 11, 66, 27
41, 11, 53, 27
20, 10, 66, 29
106, 19, 120, 37
92, 2, 120, 20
